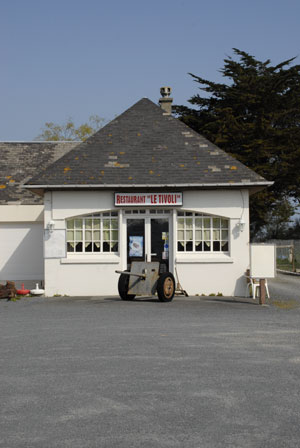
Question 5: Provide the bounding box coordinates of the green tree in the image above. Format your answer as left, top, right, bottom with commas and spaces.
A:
284, 216, 300, 239
174, 49, 300, 238
36, 115, 105, 141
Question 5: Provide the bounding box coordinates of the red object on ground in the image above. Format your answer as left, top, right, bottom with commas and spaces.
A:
16, 283, 30, 295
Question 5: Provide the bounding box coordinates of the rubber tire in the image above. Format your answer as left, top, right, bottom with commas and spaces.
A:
157, 272, 175, 302
118, 272, 135, 301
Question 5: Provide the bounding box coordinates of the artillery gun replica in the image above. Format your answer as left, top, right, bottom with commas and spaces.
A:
116, 261, 175, 302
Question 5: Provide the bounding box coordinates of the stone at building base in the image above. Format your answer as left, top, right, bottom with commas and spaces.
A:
0, 281, 17, 299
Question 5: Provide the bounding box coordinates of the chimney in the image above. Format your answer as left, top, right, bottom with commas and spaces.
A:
159, 86, 173, 115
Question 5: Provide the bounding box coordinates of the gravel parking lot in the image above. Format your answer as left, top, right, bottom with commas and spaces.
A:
269, 273, 300, 306
1, 290, 300, 448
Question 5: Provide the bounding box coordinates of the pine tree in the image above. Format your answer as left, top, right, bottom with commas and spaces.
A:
175, 49, 300, 237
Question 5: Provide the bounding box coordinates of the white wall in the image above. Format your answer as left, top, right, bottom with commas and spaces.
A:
43, 189, 250, 297
0, 222, 44, 281
0, 205, 44, 282
175, 215, 249, 296
0, 205, 43, 222
174, 189, 249, 296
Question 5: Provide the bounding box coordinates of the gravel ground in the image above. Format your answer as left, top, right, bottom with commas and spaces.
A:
268, 273, 300, 308
1, 289, 300, 448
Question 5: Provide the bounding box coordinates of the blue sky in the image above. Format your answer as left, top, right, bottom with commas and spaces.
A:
1, 0, 300, 140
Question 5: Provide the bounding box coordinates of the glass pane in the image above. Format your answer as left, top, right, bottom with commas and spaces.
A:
222, 230, 228, 239
75, 219, 82, 229
67, 230, 74, 240
213, 230, 220, 240
195, 241, 202, 251
85, 219, 92, 229
151, 218, 169, 269
111, 212, 118, 216
186, 218, 192, 229
67, 242, 74, 252
111, 219, 118, 229
75, 242, 83, 252
139, 210, 146, 214
132, 210, 139, 214
221, 241, 229, 251
178, 241, 184, 251
103, 213, 109, 217
111, 242, 118, 252
75, 230, 82, 240
221, 219, 228, 229
185, 230, 193, 241
93, 219, 100, 230
177, 230, 184, 240
213, 241, 220, 251
177, 211, 184, 216
213, 218, 220, 228
150, 210, 156, 214
186, 241, 193, 251
127, 219, 145, 263
103, 219, 110, 230
195, 218, 202, 228
203, 218, 210, 228
195, 230, 202, 240
204, 241, 211, 251
177, 218, 184, 229
185, 212, 192, 216
93, 230, 100, 240
67, 219, 74, 229
85, 230, 92, 240
111, 230, 118, 241
103, 242, 110, 252
85, 242, 92, 252
103, 230, 110, 241
93, 242, 100, 252
204, 230, 211, 240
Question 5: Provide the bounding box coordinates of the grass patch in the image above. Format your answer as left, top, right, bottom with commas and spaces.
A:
271, 299, 300, 310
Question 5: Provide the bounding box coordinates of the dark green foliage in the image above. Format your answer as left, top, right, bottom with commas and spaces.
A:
174, 49, 300, 238
282, 217, 300, 239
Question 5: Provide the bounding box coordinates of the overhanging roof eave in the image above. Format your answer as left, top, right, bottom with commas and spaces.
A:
23, 181, 273, 190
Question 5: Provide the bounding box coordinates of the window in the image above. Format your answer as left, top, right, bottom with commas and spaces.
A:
66, 212, 118, 253
177, 212, 229, 253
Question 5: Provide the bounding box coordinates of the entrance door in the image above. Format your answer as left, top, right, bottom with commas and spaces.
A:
126, 215, 170, 271
150, 218, 169, 271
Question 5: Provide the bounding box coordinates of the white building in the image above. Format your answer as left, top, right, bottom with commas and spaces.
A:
1, 91, 272, 296
0, 141, 77, 285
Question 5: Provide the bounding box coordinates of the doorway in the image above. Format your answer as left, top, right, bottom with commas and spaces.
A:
126, 213, 170, 271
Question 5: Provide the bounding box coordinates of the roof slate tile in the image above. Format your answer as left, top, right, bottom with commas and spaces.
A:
0, 141, 78, 204
26, 98, 268, 188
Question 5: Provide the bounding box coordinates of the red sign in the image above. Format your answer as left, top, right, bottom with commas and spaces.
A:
115, 193, 182, 206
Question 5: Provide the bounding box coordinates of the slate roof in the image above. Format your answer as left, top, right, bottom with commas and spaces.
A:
0, 142, 78, 204
26, 98, 271, 191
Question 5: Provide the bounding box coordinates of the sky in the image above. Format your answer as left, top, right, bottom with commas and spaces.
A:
1, 0, 300, 141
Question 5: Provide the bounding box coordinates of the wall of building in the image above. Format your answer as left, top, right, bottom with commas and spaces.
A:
0, 205, 44, 281
43, 189, 249, 297
173, 190, 249, 296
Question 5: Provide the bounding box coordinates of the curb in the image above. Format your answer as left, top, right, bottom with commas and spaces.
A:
277, 269, 300, 277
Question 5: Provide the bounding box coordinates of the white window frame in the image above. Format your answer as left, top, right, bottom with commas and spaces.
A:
176, 211, 229, 254
66, 212, 119, 254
